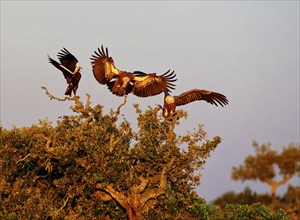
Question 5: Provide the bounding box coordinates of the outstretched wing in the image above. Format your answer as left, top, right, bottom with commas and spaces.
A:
175, 89, 228, 107
57, 48, 79, 72
90, 45, 120, 85
48, 48, 79, 83
132, 70, 177, 97
48, 55, 72, 83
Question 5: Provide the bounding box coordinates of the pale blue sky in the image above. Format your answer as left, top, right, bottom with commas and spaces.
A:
1, 1, 299, 202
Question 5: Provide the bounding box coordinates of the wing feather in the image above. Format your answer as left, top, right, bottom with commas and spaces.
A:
132, 70, 177, 97
48, 48, 81, 96
48, 55, 73, 83
90, 45, 120, 85
175, 89, 228, 107
57, 48, 78, 72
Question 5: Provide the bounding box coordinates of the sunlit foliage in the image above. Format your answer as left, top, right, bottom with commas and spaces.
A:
0, 94, 288, 219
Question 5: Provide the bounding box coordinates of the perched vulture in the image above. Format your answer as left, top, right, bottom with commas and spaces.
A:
90, 45, 177, 97
163, 89, 228, 117
48, 48, 82, 96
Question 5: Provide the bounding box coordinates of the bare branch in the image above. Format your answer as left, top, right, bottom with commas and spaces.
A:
59, 196, 70, 211
84, 93, 91, 111
131, 177, 149, 194
115, 96, 127, 116
96, 183, 128, 208
277, 174, 292, 186
41, 86, 76, 102
95, 190, 113, 202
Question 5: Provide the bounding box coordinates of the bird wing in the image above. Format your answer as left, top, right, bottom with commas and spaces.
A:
132, 70, 177, 97
175, 89, 228, 107
57, 48, 79, 73
90, 45, 120, 85
48, 55, 73, 83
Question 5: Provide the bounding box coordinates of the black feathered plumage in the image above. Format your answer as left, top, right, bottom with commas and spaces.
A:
48, 48, 81, 96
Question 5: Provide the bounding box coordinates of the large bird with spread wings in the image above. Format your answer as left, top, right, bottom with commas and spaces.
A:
48, 48, 82, 96
90, 45, 177, 97
163, 89, 228, 118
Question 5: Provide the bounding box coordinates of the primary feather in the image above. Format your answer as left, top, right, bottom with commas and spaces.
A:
163, 89, 228, 118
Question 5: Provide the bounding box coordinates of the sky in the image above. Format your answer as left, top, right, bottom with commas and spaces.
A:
1, 1, 299, 203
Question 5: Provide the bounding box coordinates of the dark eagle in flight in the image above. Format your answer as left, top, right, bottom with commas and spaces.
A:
48, 48, 82, 96
163, 89, 228, 118
90, 45, 177, 97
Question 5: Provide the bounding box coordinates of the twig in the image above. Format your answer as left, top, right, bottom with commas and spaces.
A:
84, 93, 91, 111
17, 153, 34, 164
59, 196, 70, 210
41, 86, 76, 102
33, 173, 50, 183
115, 95, 127, 116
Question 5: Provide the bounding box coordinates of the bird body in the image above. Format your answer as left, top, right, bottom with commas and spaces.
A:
163, 89, 228, 118
91, 45, 177, 97
48, 48, 81, 96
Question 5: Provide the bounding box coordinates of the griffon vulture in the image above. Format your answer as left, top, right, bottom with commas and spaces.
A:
90, 45, 177, 97
48, 48, 82, 96
163, 89, 228, 117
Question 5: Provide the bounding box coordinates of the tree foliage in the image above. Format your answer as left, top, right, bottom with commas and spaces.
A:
232, 141, 300, 201
213, 187, 272, 209
213, 185, 300, 220
0, 93, 288, 219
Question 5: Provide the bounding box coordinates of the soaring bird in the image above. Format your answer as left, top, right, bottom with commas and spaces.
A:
163, 89, 228, 118
48, 48, 82, 96
90, 45, 177, 97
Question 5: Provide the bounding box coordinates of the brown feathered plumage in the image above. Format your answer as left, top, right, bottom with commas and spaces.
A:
48, 48, 81, 96
163, 89, 228, 117
90, 45, 177, 97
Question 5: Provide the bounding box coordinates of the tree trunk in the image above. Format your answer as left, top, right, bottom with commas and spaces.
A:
126, 206, 142, 220
270, 183, 277, 202
265, 175, 292, 203
96, 158, 175, 219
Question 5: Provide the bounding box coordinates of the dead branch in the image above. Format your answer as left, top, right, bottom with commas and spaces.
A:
115, 96, 127, 116
41, 87, 76, 102
84, 93, 91, 111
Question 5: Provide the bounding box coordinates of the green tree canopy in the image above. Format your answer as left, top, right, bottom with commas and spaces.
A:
1, 93, 222, 219
0, 92, 289, 219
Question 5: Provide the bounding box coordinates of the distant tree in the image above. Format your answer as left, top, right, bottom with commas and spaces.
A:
213, 187, 272, 209
280, 185, 300, 220
223, 202, 288, 220
232, 141, 300, 202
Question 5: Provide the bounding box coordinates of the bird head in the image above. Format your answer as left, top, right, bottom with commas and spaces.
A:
75, 63, 82, 72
